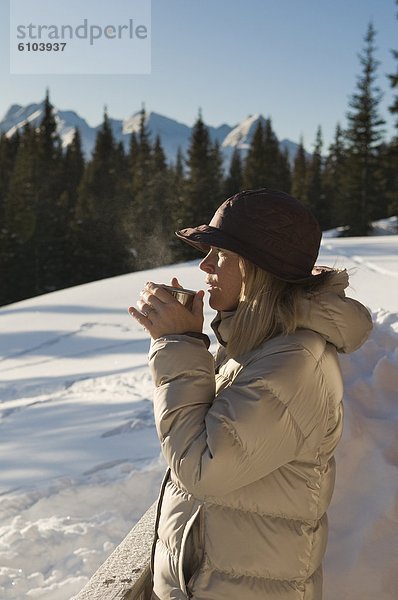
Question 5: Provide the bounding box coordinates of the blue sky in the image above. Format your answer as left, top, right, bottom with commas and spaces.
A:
1, 0, 397, 149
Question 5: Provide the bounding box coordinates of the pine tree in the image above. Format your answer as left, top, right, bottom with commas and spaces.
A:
74, 110, 130, 283
243, 121, 266, 189
262, 118, 282, 188
210, 140, 224, 200
114, 140, 131, 206
172, 146, 186, 228
243, 118, 290, 191
1, 124, 40, 303
60, 128, 85, 285
291, 138, 307, 202
388, 0, 398, 132
174, 146, 185, 191
133, 134, 175, 269
34, 90, 66, 292
38, 90, 61, 163
224, 147, 243, 198
306, 127, 329, 228
379, 141, 398, 221
0, 132, 20, 209
185, 112, 223, 224
1, 92, 67, 303
277, 148, 292, 193
64, 129, 85, 202
152, 134, 166, 171
344, 22, 386, 234
126, 113, 178, 270
177, 112, 224, 260
127, 110, 154, 268
323, 123, 348, 229
129, 131, 139, 176
0, 132, 20, 254
131, 108, 152, 198
386, 0, 398, 223
169, 147, 188, 261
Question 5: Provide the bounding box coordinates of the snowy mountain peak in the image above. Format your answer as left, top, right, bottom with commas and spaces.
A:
0, 100, 303, 166
1, 101, 46, 138
122, 110, 192, 139
222, 113, 267, 149
122, 111, 144, 135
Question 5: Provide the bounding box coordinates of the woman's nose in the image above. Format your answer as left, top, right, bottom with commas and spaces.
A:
200, 251, 215, 273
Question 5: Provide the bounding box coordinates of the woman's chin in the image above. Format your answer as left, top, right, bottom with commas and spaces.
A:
208, 293, 221, 311
208, 295, 236, 312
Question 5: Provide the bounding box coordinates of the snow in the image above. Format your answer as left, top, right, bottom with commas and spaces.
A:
1, 238, 398, 599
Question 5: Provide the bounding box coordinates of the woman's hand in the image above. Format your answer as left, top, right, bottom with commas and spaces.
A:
128, 278, 204, 340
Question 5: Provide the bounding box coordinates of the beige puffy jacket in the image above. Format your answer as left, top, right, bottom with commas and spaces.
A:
148, 271, 372, 600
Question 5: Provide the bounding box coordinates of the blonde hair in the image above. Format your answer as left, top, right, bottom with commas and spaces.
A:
227, 257, 330, 358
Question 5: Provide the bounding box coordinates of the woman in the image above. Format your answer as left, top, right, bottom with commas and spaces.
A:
128, 189, 372, 600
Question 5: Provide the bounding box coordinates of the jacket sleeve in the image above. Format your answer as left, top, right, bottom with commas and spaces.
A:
149, 335, 306, 497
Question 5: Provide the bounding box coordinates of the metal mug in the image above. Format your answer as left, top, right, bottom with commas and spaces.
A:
161, 285, 196, 311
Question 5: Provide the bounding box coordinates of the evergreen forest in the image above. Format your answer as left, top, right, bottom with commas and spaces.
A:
1, 20, 398, 306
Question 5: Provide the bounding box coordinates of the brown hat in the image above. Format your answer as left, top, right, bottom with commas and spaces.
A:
175, 188, 322, 283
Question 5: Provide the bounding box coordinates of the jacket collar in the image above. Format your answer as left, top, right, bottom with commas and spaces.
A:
211, 311, 236, 346
209, 270, 372, 354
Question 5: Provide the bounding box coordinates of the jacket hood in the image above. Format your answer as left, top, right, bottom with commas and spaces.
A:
296, 269, 372, 353
211, 270, 373, 354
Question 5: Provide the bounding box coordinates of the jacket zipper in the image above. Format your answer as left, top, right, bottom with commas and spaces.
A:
150, 468, 171, 575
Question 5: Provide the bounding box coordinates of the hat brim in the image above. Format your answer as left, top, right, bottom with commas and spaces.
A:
175, 225, 239, 254
175, 226, 329, 284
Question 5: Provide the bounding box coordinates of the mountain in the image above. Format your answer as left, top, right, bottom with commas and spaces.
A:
0, 102, 98, 157
0, 102, 306, 168
221, 113, 308, 166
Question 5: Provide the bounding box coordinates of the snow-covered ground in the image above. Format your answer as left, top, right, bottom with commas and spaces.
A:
0, 236, 397, 599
